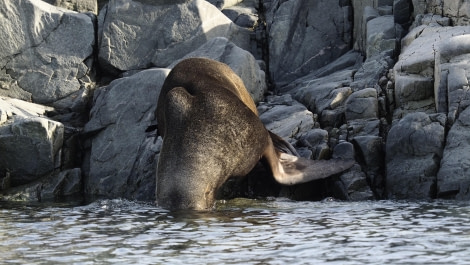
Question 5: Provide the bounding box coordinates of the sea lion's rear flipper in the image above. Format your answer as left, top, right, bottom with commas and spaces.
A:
268, 131, 299, 156
274, 153, 355, 185
262, 135, 355, 186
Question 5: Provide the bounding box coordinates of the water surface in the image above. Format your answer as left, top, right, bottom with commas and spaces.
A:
1, 198, 469, 264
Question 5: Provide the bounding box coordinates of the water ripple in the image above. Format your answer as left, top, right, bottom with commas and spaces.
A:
1, 198, 470, 264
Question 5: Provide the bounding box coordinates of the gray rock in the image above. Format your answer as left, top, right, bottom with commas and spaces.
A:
378, 4, 393, 11
281, 51, 362, 92
0, 97, 65, 190
351, 1, 377, 52
352, 135, 385, 198
394, 74, 434, 115
259, 94, 315, 140
336, 164, 374, 201
168, 37, 267, 103
346, 119, 381, 139
350, 52, 394, 90
435, 34, 470, 124
222, 4, 258, 29
411, 0, 427, 18
412, 14, 451, 28
414, 0, 470, 26
0, 0, 94, 104
84, 68, 170, 200
393, 0, 411, 25
41, 0, 98, 13
267, 0, 352, 85
393, 25, 470, 118
437, 106, 470, 199
297, 129, 330, 160
330, 141, 372, 200
366, 15, 397, 58
345, 88, 378, 121
398, 26, 470, 77
386, 112, 446, 199
319, 107, 346, 129
0, 116, 64, 186
441, 1, 470, 26
333, 141, 355, 161
281, 65, 361, 129
290, 69, 354, 115
377, 0, 393, 7
98, 0, 250, 72
0, 97, 54, 119
0, 168, 82, 202
206, 0, 243, 9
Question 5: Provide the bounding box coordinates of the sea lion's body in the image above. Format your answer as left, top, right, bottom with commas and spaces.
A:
156, 58, 354, 210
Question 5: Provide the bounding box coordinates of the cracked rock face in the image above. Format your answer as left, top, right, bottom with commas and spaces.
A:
386, 112, 446, 199
0, 97, 64, 186
266, 0, 352, 85
437, 106, 470, 199
393, 25, 470, 118
84, 68, 170, 200
0, 0, 95, 104
97, 0, 250, 73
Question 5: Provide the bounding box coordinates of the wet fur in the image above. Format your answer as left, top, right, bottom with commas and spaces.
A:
156, 58, 354, 210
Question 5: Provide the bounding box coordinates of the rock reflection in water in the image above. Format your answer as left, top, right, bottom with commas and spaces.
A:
0, 198, 469, 264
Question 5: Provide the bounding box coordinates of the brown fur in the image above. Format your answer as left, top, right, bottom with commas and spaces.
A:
156, 58, 354, 210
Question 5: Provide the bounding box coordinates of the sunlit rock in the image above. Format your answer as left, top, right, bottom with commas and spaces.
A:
98, 0, 250, 73
0, 0, 94, 104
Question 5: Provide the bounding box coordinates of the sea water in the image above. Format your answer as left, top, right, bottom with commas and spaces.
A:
1, 198, 469, 264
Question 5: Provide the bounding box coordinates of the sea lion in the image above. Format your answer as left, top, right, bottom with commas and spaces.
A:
156, 57, 354, 210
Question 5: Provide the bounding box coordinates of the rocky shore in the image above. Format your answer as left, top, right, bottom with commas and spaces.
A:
1, 0, 469, 203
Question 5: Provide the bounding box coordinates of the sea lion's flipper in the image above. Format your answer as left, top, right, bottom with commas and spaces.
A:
274, 153, 355, 185
268, 131, 299, 156
262, 136, 355, 186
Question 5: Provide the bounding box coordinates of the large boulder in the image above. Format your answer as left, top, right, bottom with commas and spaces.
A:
0, 0, 95, 104
289, 69, 354, 127
84, 68, 169, 200
0, 96, 82, 203
168, 37, 267, 103
352, 135, 385, 198
98, 0, 250, 73
413, 0, 470, 26
350, 51, 394, 90
393, 0, 412, 25
434, 34, 470, 125
351, 0, 406, 54
351, 1, 378, 52
0, 168, 82, 202
386, 112, 446, 199
0, 97, 64, 187
345, 88, 379, 121
266, 0, 352, 86
258, 94, 315, 142
296, 128, 330, 160
366, 15, 398, 58
219, 0, 259, 29
393, 25, 470, 118
437, 106, 470, 199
